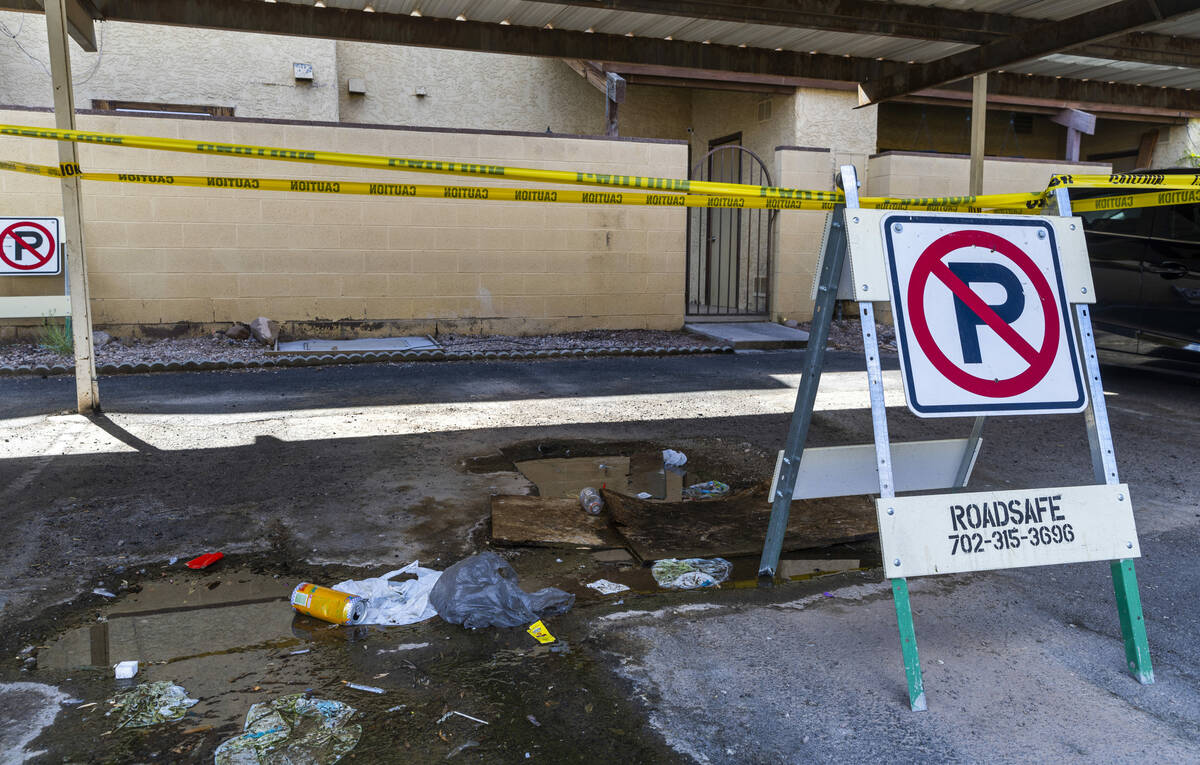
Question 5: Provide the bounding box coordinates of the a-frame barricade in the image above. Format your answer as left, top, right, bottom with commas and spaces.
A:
760, 165, 1152, 711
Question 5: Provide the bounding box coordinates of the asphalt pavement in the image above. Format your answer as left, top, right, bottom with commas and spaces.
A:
0, 351, 1197, 763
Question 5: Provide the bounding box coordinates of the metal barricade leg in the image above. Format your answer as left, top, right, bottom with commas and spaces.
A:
757, 205, 848, 578
861, 300, 926, 711
1076, 303, 1154, 684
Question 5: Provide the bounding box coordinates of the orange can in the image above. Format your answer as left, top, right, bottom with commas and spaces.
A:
290, 583, 367, 625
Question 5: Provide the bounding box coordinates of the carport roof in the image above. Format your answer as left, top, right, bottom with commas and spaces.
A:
10, 0, 1200, 116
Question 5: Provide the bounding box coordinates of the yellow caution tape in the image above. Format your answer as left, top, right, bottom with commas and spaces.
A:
0, 158, 1050, 213
0, 123, 844, 202
0, 159, 845, 210
1070, 187, 1200, 213
1049, 172, 1200, 190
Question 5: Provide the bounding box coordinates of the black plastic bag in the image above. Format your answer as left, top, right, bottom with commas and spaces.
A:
430, 552, 575, 629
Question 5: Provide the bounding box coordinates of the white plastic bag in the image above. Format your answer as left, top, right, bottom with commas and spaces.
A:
333, 560, 442, 626
662, 449, 688, 467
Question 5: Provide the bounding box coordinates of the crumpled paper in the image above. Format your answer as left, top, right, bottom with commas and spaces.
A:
107, 681, 198, 729
214, 694, 361, 765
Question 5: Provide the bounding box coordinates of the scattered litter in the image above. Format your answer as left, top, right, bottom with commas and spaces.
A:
386, 705, 407, 713
113, 660, 139, 679
214, 694, 361, 765
526, 620, 556, 644
578, 487, 604, 515
527, 715, 541, 727
331, 560, 442, 626
185, 552, 224, 570
289, 648, 311, 656
168, 556, 178, 565
92, 588, 116, 598
586, 579, 631, 595
106, 681, 198, 728
446, 740, 480, 759
635, 492, 653, 500
682, 480, 731, 500
344, 682, 385, 695
823, 592, 834, 597
376, 642, 430, 654
76, 701, 97, 710
437, 710, 489, 725
662, 449, 687, 467
372, 672, 389, 679
430, 552, 575, 629
291, 583, 367, 625
651, 558, 733, 589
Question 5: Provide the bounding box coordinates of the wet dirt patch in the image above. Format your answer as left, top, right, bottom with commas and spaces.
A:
7, 554, 692, 764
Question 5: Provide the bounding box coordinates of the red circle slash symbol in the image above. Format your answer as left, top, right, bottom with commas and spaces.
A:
906, 229, 1058, 398
0, 221, 56, 271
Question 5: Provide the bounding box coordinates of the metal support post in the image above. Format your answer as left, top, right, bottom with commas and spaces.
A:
1054, 188, 1153, 685
953, 417, 985, 487
46, 0, 99, 414
861, 300, 926, 711
758, 165, 858, 578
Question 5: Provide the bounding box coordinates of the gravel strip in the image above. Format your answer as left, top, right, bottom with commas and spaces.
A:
0, 329, 732, 376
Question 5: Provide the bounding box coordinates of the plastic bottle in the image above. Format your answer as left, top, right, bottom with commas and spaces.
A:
579, 487, 604, 515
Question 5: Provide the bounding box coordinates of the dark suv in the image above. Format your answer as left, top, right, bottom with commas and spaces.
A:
1074, 178, 1200, 374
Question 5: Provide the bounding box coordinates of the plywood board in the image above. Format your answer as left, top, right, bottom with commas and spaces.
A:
490, 494, 625, 548
603, 483, 877, 562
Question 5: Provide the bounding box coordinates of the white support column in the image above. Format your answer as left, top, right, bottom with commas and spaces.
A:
45, 0, 99, 414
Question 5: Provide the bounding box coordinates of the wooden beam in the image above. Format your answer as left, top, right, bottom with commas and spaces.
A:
969, 73, 985, 196
623, 73, 796, 95
532, 0, 1200, 69
859, 0, 1200, 104
45, 0, 99, 413
1136, 129, 1160, 167
605, 72, 624, 136
82, 0, 883, 82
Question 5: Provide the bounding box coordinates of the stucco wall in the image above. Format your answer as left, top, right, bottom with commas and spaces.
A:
0, 13, 340, 122
689, 89, 796, 178
1153, 121, 1200, 167
0, 109, 688, 336
335, 43, 691, 141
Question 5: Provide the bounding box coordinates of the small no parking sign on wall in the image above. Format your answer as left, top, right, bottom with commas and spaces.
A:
0, 217, 63, 276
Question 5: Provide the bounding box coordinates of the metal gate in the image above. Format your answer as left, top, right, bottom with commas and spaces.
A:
686, 139, 776, 317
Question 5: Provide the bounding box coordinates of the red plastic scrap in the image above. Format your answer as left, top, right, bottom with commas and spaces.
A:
186, 552, 224, 569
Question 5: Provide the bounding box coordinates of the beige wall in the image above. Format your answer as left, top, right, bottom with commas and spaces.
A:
773, 148, 836, 322
1153, 120, 1200, 167
0, 13, 340, 122
335, 43, 692, 141
689, 90, 796, 177
0, 109, 687, 336
864, 152, 1110, 199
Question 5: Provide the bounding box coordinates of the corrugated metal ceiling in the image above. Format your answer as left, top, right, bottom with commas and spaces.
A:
276, 0, 1200, 89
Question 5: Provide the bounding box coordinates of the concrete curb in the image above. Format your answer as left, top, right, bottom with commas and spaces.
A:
0, 344, 735, 377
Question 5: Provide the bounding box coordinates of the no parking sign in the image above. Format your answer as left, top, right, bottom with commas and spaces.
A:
883, 214, 1086, 417
0, 217, 63, 276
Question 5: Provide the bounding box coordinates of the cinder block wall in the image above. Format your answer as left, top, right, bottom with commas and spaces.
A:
0, 109, 688, 338
865, 152, 1111, 199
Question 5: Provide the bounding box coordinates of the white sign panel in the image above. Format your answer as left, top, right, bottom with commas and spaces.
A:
0, 217, 63, 276
876, 484, 1139, 579
884, 213, 1086, 417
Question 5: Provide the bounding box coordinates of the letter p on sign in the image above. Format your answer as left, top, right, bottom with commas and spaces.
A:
883, 214, 1087, 417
